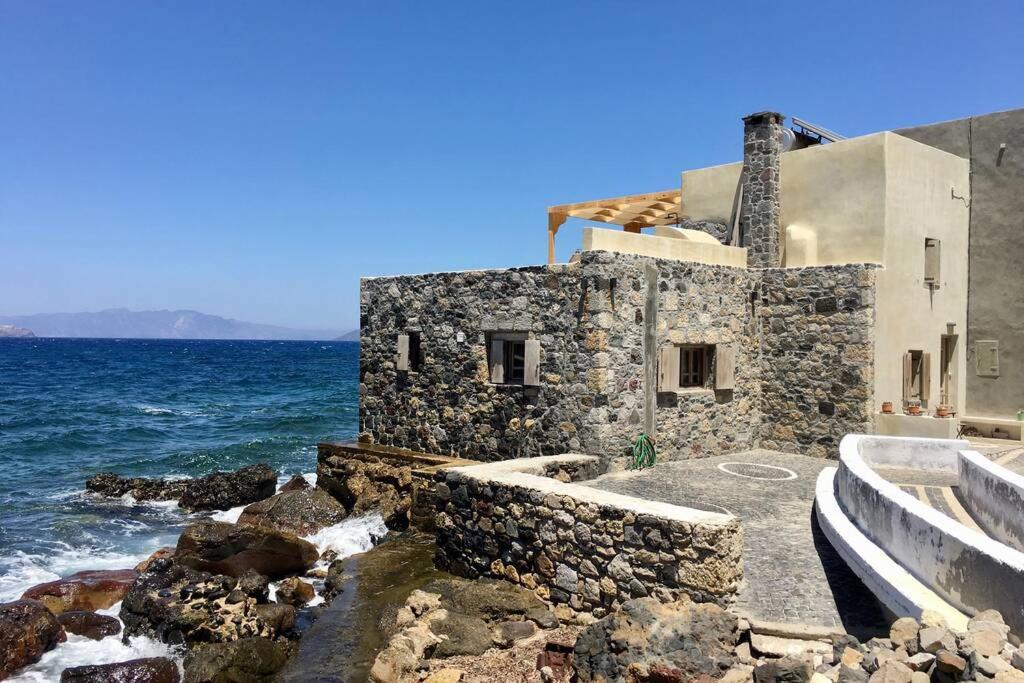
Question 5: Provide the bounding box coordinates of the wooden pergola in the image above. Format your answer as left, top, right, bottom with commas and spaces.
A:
547, 189, 682, 264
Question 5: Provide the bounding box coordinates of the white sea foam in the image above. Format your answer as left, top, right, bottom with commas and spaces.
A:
274, 471, 317, 492
8, 601, 183, 682
304, 512, 388, 565
209, 505, 246, 523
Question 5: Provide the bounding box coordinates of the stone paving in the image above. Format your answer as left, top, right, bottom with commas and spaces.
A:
584, 450, 891, 638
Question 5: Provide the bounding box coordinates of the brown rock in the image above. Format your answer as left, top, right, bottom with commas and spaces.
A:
934, 649, 966, 675
869, 660, 913, 683
136, 547, 176, 573
279, 475, 311, 493
254, 603, 296, 635
0, 600, 66, 679
237, 488, 347, 536
21, 568, 138, 614
183, 637, 290, 683
60, 657, 180, 682
275, 577, 315, 606
57, 610, 122, 640
888, 617, 919, 653
174, 520, 319, 578
423, 669, 464, 683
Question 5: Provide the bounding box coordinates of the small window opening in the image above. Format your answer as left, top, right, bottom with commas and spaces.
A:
488, 333, 528, 385
408, 332, 423, 373
679, 345, 712, 388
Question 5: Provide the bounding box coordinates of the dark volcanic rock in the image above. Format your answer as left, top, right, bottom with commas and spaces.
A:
57, 610, 122, 640
0, 599, 66, 679
179, 464, 277, 512
21, 568, 139, 615
86, 473, 187, 502
253, 603, 296, 636
120, 560, 279, 646
236, 569, 270, 603
174, 521, 319, 578
274, 577, 315, 607
183, 637, 291, 683
136, 548, 176, 573
574, 596, 738, 683
60, 657, 180, 683
237, 488, 347, 536
278, 475, 311, 493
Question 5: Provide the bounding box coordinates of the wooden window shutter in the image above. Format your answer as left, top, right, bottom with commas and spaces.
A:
921, 352, 932, 402
715, 344, 736, 390
524, 340, 541, 386
489, 340, 505, 384
657, 346, 679, 392
924, 238, 941, 287
902, 352, 913, 401
396, 334, 410, 371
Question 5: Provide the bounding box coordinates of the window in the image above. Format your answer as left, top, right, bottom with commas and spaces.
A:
408, 332, 423, 372
902, 350, 931, 405
924, 238, 941, 288
488, 333, 541, 386
679, 345, 709, 388
657, 343, 735, 392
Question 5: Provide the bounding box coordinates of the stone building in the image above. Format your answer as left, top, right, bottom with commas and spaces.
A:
359, 110, 998, 463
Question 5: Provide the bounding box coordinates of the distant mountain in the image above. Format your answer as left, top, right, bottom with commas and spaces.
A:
0, 324, 35, 338
334, 330, 360, 342
0, 309, 346, 341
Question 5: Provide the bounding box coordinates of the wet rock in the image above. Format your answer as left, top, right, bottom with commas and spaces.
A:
279, 475, 311, 493
752, 655, 812, 682
275, 577, 315, 607
174, 520, 319, 578
21, 568, 138, 614
179, 464, 277, 512
183, 637, 290, 683
0, 599, 66, 678
254, 603, 296, 636
137, 548, 176, 573
323, 559, 346, 601
574, 596, 737, 682
86, 473, 187, 502
120, 560, 280, 645
237, 488, 347, 536
318, 460, 414, 530
236, 569, 270, 603
60, 657, 180, 682
57, 610, 122, 640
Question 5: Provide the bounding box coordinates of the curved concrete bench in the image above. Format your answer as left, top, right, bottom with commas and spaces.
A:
814, 467, 968, 630
835, 434, 1024, 635
959, 449, 1024, 553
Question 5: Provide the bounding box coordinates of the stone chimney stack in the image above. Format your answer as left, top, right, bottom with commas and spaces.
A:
740, 111, 784, 268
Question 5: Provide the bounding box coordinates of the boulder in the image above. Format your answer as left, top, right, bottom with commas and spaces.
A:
420, 577, 546, 622
574, 596, 738, 682
237, 488, 347, 536
254, 603, 296, 636
428, 612, 493, 658
0, 599, 66, 679
179, 464, 277, 512
57, 610, 122, 640
889, 617, 919, 654
183, 637, 291, 683
120, 560, 282, 645
494, 619, 537, 648
752, 656, 812, 682
21, 568, 138, 614
279, 475, 311, 493
60, 657, 180, 682
236, 569, 270, 603
868, 660, 913, 683
137, 548, 176, 573
275, 577, 315, 607
323, 469, 412, 530
174, 521, 319, 578
86, 473, 187, 502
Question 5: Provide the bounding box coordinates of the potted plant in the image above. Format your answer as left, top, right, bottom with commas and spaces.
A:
906, 401, 922, 416
881, 401, 894, 414
936, 405, 952, 418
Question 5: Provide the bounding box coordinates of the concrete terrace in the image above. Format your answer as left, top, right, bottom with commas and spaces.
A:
583, 450, 892, 638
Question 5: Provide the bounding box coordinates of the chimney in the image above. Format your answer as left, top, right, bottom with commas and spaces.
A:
740, 111, 784, 268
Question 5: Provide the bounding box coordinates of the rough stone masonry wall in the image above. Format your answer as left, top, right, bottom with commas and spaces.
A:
433, 456, 744, 617
759, 264, 877, 458
360, 264, 598, 461
740, 112, 784, 268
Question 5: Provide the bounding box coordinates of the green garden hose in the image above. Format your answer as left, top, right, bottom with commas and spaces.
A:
629, 433, 657, 470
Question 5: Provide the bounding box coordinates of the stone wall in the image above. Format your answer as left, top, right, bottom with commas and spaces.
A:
740, 112, 784, 268
759, 265, 877, 457
433, 455, 744, 617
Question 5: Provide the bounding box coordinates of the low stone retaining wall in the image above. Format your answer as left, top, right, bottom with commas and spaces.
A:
433, 454, 743, 617
959, 449, 1024, 553
835, 434, 1024, 635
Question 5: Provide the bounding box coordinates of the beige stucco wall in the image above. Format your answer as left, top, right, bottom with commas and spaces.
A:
874, 133, 970, 415
681, 131, 970, 421
581, 227, 747, 267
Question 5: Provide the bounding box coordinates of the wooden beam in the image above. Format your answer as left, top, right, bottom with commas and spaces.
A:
548, 189, 680, 214
548, 212, 567, 265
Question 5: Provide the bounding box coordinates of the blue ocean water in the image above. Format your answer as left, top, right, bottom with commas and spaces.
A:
0, 338, 360, 603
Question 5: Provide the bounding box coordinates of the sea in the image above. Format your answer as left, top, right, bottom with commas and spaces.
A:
0, 337, 384, 681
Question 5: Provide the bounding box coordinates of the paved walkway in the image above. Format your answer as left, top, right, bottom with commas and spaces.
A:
584, 450, 890, 638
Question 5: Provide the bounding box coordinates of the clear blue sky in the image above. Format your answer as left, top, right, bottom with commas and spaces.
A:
2, 1, 1021, 331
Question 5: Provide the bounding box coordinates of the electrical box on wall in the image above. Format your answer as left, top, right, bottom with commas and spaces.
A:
976, 340, 1000, 377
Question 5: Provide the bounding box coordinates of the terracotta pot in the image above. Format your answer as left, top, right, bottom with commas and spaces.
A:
881, 402, 894, 414
907, 404, 921, 416
936, 405, 951, 418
